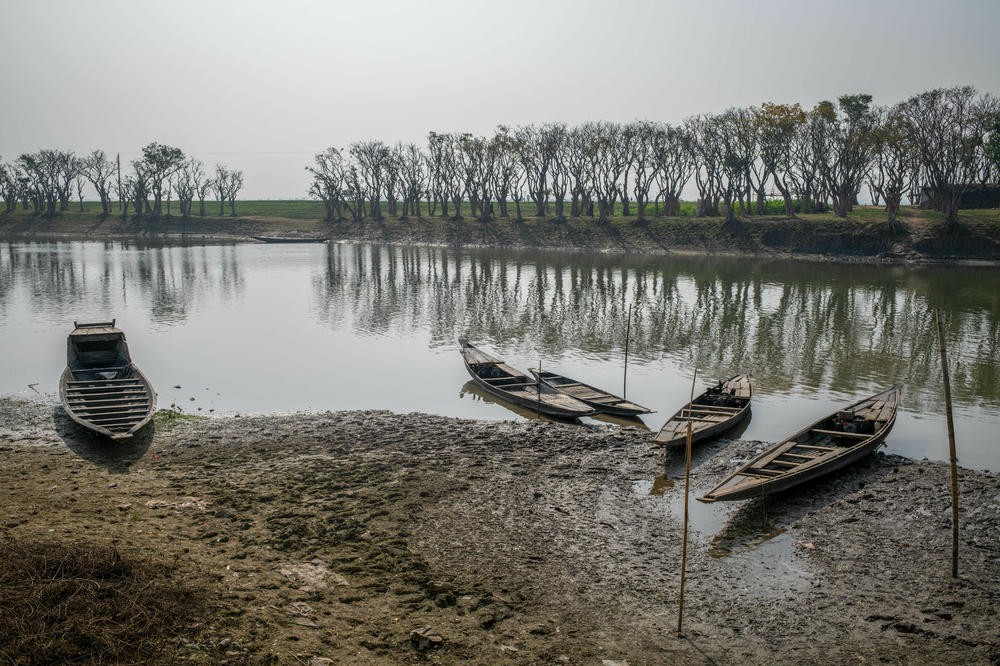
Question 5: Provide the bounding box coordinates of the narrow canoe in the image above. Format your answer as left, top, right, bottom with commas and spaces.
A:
458, 339, 595, 419
653, 374, 752, 447
528, 368, 653, 416
699, 385, 901, 503
58, 321, 156, 440
252, 236, 328, 243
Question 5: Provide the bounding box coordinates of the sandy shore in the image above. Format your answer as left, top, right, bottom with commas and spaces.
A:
1, 397, 998, 664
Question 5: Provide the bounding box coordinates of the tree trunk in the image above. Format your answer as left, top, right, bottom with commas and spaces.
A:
621, 184, 630, 217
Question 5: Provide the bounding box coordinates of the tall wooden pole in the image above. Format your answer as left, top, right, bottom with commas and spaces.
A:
677, 368, 698, 636
536, 358, 542, 418
935, 309, 960, 578
623, 303, 632, 399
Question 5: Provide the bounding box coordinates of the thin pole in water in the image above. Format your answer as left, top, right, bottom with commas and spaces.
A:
536, 358, 542, 418
623, 302, 632, 399
677, 367, 697, 637
935, 308, 960, 578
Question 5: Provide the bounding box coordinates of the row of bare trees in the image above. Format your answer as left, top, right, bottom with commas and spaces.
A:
0, 143, 245, 219
308, 86, 998, 234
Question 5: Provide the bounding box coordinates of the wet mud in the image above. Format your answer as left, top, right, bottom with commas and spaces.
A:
1, 397, 997, 664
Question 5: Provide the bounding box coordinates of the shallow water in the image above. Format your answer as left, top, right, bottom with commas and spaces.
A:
1, 240, 997, 470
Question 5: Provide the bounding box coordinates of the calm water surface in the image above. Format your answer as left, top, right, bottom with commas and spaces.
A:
1, 240, 997, 471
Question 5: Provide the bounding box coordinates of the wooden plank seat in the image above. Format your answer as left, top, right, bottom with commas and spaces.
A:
75, 408, 151, 418
810, 428, 871, 439
66, 390, 148, 399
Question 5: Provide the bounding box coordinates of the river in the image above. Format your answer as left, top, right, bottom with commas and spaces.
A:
1, 240, 997, 470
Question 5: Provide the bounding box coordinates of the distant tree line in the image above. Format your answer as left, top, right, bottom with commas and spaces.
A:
0, 143, 244, 219
307, 86, 999, 234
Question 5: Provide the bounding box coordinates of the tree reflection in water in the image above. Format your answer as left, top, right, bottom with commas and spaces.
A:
314, 243, 999, 415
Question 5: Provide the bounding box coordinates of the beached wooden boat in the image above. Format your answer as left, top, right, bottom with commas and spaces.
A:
699, 385, 901, 503
458, 339, 595, 418
58, 321, 156, 439
528, 368, 653, 416
653, 374, 752, 447
252, 236, 328, 243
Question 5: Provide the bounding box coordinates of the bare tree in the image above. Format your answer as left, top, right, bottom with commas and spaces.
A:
350, 140, 391, 220
898, 86, 995, 233
629, 121, 659, 221
565, 127, 592, 217
53, 151, 80, 212
306, 147, 348, 221
173, 158, 205, 219
516, 124, 562, 217
75, 174, 86, 211
687, 115, 723, 217
545, 125, 570, 220
583, 122, 629, 222
813, 95, 878, 217
425, 132, 450, 217
213, 164, 230, 216
396, 142, 427, 219
488, 128, 519, 219
756, 103, 806, 217
17, 151, 61, 216
1, 161, 24, 213
869, 106, 916, 234
459, 134, 496, 222
225, 169, 243, 216
125, 161, 151, 218
81, 150, 115, 215
652, 124, 694, 217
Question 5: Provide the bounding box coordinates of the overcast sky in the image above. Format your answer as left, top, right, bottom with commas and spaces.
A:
2, 0, 999, 199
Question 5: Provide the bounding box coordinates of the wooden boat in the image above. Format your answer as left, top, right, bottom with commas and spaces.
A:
699, 385, 901, 503
528, 368, 653, 416
653, 374, 752, 447
458, 339, 595, 418
252, 236, 328, 243
58, 321, 156, 439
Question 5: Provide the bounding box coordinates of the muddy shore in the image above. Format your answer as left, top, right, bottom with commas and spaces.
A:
2, 209, 999, 265
1, 397, 997, 664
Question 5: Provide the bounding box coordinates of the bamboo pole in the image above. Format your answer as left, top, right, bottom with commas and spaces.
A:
677, 368, 697, 636
536, 358, 542, 417
935, 308, 960, 578
623, 302, 632, 399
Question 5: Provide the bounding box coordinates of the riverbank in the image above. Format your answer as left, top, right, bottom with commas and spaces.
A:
2, 206, 999, 264
1, 397, 997, 664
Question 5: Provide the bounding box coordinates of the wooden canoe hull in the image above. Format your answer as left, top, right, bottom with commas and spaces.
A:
458, 340, 595, 418
653, 374, 752, 447
252, 236, 328, 243
529, 369, 653, 416
699, 386, 901, 503
59, 364, 156, 439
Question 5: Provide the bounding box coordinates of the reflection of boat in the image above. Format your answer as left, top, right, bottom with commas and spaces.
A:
528, 368, 653, 416
252, 236, 328, 243
700, 385, 901, 503
461, 381, 573, 422
458, 339, 595, 418
588, 412, 651, 431
653, 374, 752, 447
59, 321, 156, 440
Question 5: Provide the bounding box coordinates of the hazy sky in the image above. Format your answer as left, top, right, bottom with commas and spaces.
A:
2, 0, 999, 199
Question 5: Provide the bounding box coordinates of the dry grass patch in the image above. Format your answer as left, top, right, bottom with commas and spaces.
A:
0, 538, 209, 665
